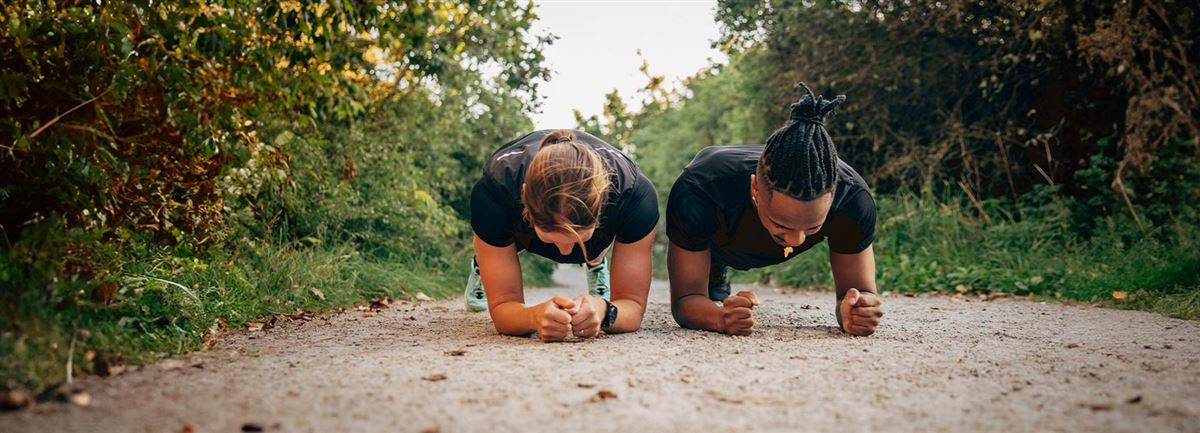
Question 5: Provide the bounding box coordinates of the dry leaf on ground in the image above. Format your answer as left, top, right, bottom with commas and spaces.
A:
589, 390, 617, 402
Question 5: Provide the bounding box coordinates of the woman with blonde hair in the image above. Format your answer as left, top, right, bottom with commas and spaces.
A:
467, 129, 657, 342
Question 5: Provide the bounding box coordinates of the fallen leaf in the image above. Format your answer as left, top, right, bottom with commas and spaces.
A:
93, 352, 127, 377
203, 320, 222, 350
444, 350, 466, 356
1086, 403, 1113, 411
800, 304, 818, 310
241, 423, 264, 432
1127, 395, 1142, 404
68, 392, 91, 407
680, 373, 696, 384
246, 321, 264, 332
626, 378, 640, 388
309, 288, 326, 301
362, 310, 376, 318
955, 284, 971, 294
576, 383, 596, 388
423, 374, 447, 382
415, 292, 433, 302
1065, 343, 1080, 349
288, 310, 315, 321
369, 296, 390, 310
181, 425, 194, 433
0, 388, 33, 410
92, 282, 118, 304
589, 390, 617, 402
1111, 291, 1127, 300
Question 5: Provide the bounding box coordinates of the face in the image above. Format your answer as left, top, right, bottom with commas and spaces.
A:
534, 225, 596, 256
750, 173, 832, 248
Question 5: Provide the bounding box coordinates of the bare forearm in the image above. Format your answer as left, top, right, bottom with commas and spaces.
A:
671, 294, 724, 332
489, 301, 537, 336
605, 299, 645, 333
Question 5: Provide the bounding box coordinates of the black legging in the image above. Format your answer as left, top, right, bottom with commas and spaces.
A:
707, 256, 731, 301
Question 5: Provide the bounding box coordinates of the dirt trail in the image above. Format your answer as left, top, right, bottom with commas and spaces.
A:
4, 266, 1200, 433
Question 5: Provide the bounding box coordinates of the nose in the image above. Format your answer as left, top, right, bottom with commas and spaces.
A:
556, 242, 573, 255
785, 231, 805, 247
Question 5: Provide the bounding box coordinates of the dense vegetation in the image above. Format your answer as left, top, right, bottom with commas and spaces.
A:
1, 1, 552, 396
580, 0, 1198, 315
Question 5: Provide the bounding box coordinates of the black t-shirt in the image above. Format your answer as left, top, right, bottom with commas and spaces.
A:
666, 145, 876, 270
470, 130, 659, 264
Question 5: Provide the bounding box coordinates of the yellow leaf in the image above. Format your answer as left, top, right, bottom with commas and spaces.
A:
1112, 291, 1127, 300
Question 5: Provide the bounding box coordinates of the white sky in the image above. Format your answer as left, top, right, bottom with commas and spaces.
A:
528, 1, 727, 129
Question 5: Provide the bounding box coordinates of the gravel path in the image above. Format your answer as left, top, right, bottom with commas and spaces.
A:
4, 266, 1199, 433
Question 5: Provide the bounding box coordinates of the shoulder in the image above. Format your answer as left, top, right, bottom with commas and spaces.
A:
831, 159, 875, 214
684, 145, 762, 173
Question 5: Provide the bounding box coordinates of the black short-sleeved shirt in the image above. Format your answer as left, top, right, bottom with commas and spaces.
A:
470, 130, 659, 264
666, 145, 876, 270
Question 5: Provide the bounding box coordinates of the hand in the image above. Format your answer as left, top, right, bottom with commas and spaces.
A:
719, 291, 759, 336
533, 295, 576, 342
569, 295, 606, 338
839, 288, 883, 336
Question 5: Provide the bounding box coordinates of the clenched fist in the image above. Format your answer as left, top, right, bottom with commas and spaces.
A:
839, 288, 883, 336
533, 295, 577, 342
569, 294, 606, 338
720, 291, 759, 336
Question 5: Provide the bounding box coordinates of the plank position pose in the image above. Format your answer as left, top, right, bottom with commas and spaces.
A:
666, 87, 883, 336
467, 129, 658, 342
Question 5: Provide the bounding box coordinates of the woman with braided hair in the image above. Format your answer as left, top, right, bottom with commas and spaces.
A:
666, 84, 883, 336
468, 129, 658, 342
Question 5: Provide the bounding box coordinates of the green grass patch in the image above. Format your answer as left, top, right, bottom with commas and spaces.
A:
0, 239, 464, 396
738, 191, 1200, 320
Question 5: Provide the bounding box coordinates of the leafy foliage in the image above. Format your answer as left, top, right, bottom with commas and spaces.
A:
1, 1, 549, 395
711, 0, 1198, 222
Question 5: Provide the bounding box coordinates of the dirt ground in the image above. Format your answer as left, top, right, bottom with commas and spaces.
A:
4, 266, 1199, 433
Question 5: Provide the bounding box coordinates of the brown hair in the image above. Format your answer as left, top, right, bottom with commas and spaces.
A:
520, 130, 612, 264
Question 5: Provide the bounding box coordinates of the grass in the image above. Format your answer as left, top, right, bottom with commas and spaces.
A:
0, 239, 468, 396
739, 191, 1200, 320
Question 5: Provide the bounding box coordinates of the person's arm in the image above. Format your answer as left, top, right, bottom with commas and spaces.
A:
603, 227, 655, 333
830, 244, 883, 336
667, 242, 758, 335
474, 235, 574, 341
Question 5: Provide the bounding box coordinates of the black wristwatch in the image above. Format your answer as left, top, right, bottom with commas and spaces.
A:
600, 299, 618, 331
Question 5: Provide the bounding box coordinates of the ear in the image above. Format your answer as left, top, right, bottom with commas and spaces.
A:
749, 174, 758, 197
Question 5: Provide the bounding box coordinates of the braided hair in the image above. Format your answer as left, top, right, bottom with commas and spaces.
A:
759, 83, 846, 200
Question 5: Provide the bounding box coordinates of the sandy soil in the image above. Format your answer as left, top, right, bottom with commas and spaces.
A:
4, 266, 1199, 433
